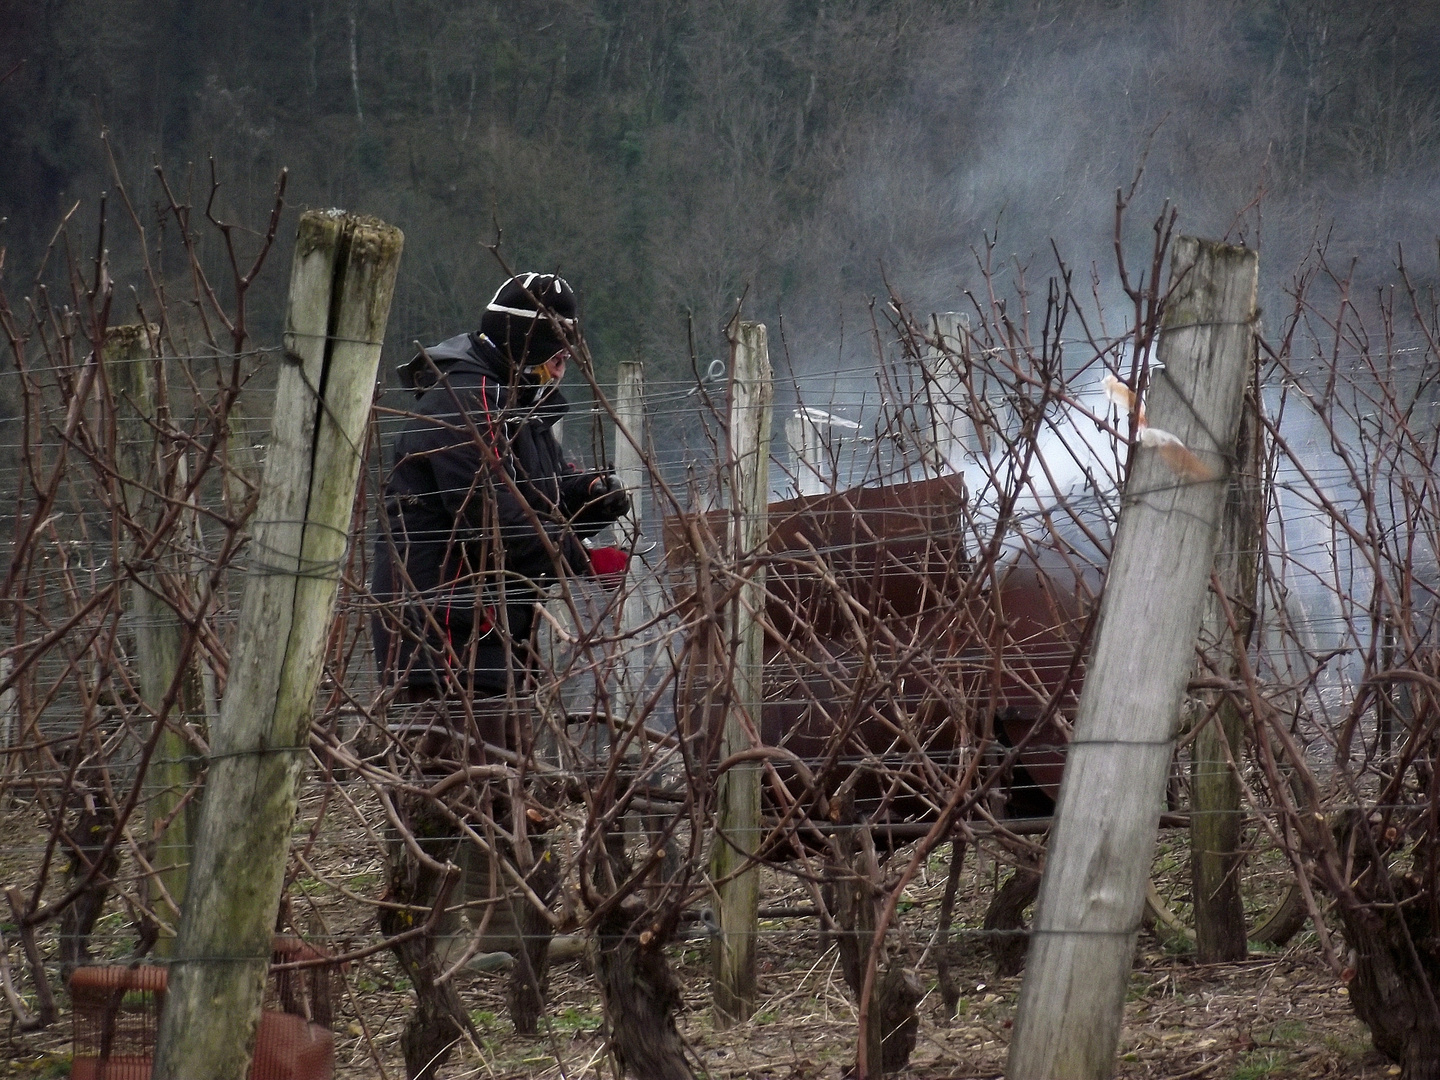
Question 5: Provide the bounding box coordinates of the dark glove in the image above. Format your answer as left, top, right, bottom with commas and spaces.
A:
586, 473, 631, 522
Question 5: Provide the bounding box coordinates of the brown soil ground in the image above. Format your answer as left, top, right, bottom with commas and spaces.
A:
0, 787, 1400, 1080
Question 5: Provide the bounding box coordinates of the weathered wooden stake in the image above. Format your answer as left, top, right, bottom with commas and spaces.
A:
1006, 237, 1258, 1080
786, 409, 825, 496
105, 324, 206, 944
711, 320, 772, 1026
614, 359, 649, 713
1190, 372, 1263, 963
0, 657, 14, 788
152, 211, 402, 1080
919, 313, 967, 475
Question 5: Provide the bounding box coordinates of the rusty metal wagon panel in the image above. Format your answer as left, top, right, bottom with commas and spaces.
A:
665, 474, 1104, 819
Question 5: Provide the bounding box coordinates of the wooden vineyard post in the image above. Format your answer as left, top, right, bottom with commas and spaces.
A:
152, 211, 402, 1080
711, 320, 772, 1026
0, 657, 14, 789
614, 359, 648, 713
919, 312, 966, 476
786, 409, 825, 496
104, 324, 207, 945
1006, 237, 1258, 1080
1190, 369, 1263, 962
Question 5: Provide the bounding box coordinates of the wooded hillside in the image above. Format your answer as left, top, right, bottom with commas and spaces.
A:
3, 0, 1440, 381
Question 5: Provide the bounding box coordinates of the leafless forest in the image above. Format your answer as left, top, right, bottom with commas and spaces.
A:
5, 0, 1440, 384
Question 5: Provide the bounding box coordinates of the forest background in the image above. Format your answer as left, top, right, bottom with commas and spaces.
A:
3, 0, 1440, 406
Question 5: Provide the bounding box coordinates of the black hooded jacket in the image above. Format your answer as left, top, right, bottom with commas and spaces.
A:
371, 332, 613, 694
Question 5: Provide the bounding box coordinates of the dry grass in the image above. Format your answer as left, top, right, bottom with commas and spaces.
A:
0, 783, 1398, 1080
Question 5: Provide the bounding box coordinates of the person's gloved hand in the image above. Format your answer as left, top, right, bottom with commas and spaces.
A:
586, 473, 631, 522
588, 545, 630, 589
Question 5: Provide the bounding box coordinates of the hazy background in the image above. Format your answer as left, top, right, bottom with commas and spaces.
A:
3, 0, 1439, 402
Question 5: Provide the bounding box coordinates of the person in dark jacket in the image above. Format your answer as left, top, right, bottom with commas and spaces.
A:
371, 271, 629, 706
370, 273, 630, 1075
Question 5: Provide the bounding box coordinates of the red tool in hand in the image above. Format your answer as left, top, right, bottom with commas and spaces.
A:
587, 544, 630, 589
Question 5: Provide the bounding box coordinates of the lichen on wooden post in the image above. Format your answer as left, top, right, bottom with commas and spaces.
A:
105, 322, 206, 950
151, 211, 402, 1080
710, 319, 772, 1027
1190, 372, 1263, 963
615, 359, 649, 713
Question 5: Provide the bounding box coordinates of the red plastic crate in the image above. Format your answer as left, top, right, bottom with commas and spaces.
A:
70, 938, 336, 1080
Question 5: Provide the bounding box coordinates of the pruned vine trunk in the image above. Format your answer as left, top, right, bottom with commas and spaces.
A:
594, 905, 693, 1080
828, 818, 922, 1075
507, 835, 559, 1035
984, 866, 1040, 979
58, 780, 118, 979
379, 793, 466, 1080
1333, 814, 1440, 1080
936, 838, 967, 1018
1342, 898, 1440, 1080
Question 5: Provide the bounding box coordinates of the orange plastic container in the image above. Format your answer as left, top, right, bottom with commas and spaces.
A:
70, 941, 336, 1080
